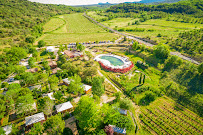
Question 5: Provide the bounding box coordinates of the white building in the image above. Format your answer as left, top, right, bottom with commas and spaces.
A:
46, 46, 55, 52
2, 125, 12, 135
25, 112, 46, 127
55, 101, 73, 113
42, 92, 55, 100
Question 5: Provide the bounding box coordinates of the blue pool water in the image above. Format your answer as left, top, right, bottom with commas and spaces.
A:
100, 56, 124, 66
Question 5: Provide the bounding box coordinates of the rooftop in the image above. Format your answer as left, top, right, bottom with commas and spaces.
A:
82, 84, 92, 91
42, 92, 55, 100
55, 101, 73, 113
109, 125, 126, 135
2, 125, 12, 135
63, 78, 73, 85
25, 112, 45, 126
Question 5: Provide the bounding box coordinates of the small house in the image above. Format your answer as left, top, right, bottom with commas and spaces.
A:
26, 68, 38, 73
55, 101, 73, 113
2, 125, 12, 135
25, 112, 46, 128
49, 61, 57, 69
109, 125, 126, 135
118, 108, 127, 116
82, 84, 92, 94
52, 67, 61, 74
28, 85, 41, 91
64, 50, 83, 58
46, 46, 55, 52
63, 78, 73, 86
42, 92, 55, 100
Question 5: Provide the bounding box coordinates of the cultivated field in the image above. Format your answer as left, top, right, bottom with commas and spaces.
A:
101, 18, 138, 28
139, 96, 203, 135
36, 13, 119, 45
43, 17, 65, 33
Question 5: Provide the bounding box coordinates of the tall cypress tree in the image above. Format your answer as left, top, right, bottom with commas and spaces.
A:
143, 75, 146, 84
139, 73, 142, 85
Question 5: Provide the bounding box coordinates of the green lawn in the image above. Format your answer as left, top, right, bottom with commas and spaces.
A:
36, 13, 119, 45
43, 17, 65, 33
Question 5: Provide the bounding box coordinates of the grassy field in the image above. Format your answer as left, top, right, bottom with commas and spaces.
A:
124, 19, 203, 43
43, 17, 65, 33
39, 33, 119, 45
101, 18, 138, 28
36, 13, 119, 45
87, 11, 108, 21
140, 96, 203, 135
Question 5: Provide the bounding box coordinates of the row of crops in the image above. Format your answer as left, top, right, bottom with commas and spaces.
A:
62, 13, 107, 33
139, 97, 203, 135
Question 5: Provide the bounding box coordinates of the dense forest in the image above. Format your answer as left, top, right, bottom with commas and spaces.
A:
0, 0, 83, 47
0, 0, 82, 80
106, 0, 203, 17
169, 29, 203, 61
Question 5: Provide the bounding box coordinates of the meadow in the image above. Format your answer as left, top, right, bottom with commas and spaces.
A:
88, 11, 203, 44
36, 13, 119, 45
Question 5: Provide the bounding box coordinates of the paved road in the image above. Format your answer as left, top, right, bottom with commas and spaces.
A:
84, 13, 200, 65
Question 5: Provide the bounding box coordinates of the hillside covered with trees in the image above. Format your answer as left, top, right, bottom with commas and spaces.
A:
0, 0, 82, 48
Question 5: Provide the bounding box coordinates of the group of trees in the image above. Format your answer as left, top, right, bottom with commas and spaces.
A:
74, 96, 134, 134
169, 28, 203, 61
0, 0, 83, 46
106, 0, 203, 18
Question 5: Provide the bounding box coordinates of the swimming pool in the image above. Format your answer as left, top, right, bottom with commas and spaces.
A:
100, 56, 124, 66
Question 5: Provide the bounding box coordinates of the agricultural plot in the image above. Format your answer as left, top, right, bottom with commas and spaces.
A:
87, 11, 108, 22
40, 33, 119, 45
37, 13, 119, 45
139, 96, 203, 135
101, 18, 138, 29
54, 13, 106, 33
43, 17, 65, 33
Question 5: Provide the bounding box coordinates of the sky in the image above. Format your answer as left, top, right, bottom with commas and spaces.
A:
29, 0, 141, 6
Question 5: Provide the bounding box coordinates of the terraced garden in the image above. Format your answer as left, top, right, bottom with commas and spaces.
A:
139, 96, 203, 135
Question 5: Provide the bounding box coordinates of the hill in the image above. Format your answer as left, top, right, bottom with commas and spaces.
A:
0, 0, 82, 50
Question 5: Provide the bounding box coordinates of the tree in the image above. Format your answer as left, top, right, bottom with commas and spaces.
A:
76, 44, 85, 52
21, 72, 36, 86
28, 57, 36, 68
68, 74, 83, 94
104, 125, 114, 135
8, 83, 21, 90
119, 98, 132, 110
15, 65, 26, 74
124, 36, 127, 41
48, 75, 59, 90
38, 97, 54, 116
74, 96, 101, 133
6, 47, 27, 64
38, 40, 46, 48
132, 41, 139, 50
15, 94, 35, 115
42, 60, 51, 71
154, 44, 170, 59
29, 123, 44, 135
92, 76, 105, 97
0, 95, 6, 120
114, 92, 121, 102
25, 36, 35, 44
143, 75, 146, 84
139, 73, 142, 85
0, 127, 5, 135
44, 114, 65, 134
198, 63, 203, 74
